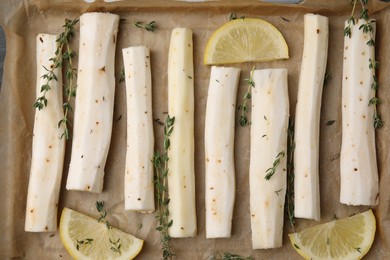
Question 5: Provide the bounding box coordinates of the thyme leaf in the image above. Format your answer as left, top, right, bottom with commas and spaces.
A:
109, 238, 122, 255
229, 13, 245, 21
326, 120, 336, 126
75, 238, 93, 251
118, 67, 125, 83
265, 151, 286, 180
135, 21, 157, 32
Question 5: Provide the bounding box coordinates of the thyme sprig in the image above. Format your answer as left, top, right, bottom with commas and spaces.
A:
344, 0, 382, 128
344, 0, 367, 38
96, 201, 111, 229
152, 115, 175, 260
265, 151, 286, 180
33, 17, 79, 140
33, 67, 57, 110
238, 67, 255, 127
59, 18, 79, 140
135, 21, 157, 32
76, 238, 93, 251
210, 253, 253, 260
95, 201, 122, 255
285, 119, 295, 228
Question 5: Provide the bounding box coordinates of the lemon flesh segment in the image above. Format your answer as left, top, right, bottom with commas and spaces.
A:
60, 207, 143, 260
204, 18, 289, 65
289, 210, 376, 260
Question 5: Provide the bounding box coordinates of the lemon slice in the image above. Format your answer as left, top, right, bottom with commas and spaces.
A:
60, 207, 143, 259
289, 210, 376, 260
204, 18, 289, 65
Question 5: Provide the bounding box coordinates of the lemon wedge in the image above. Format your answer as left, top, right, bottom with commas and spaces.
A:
289, 210, 376, 260
204, 18, 289, 65
60, 207, 143, 259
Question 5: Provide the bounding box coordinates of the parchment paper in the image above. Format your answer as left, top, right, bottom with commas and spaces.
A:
1, 0, 390, 259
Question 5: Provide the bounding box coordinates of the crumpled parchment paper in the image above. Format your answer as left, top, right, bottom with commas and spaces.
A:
0, 0, 389, 259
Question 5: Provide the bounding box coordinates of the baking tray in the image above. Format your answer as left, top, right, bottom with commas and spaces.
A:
0, 0, 389, 259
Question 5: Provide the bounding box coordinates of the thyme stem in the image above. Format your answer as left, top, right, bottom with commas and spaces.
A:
153, 115, 175, 260
345, 1, 382, 128
286, 119, 295, 228
96, 201, 111, 229
33, 17, 78, 140
238, 67, 255, 127
210, 253, 253, 260
95, 201, 122, 255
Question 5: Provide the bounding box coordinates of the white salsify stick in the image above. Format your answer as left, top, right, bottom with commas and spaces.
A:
294, 13, 329, 221
167, 27, 197, 237
250, 68, 289, 249
66, 12, 119, 193
25, 33, 65, 232
340, 19, 379, 206
123, 46, 155, 212
205, 66, 240, 238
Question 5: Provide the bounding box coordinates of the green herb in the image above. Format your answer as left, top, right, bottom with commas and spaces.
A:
326, 120, 335, 126
211, 253, 253, 260
60, 31, 78, 140
265, 151, 285, 180
344, 13, 356, 38
355, 247, 361, 253
229, 13, 237, 20
33, 68, 56, 110
346, 1, 382, 128
76, 238, 93, 251
367, 38, 375, 46
323, 71, 332, 86
368, 97, 379, 106
95, 201, 122, 255
109, 238, 122, 255
361, 13, 382, 129
118, 68, 125, 83
96, 201, 111, 229
34, 18, 79, 140
238, 67, 255, 127
229, 13, 245, 21
275, 188, 283, 196
285, 119, 295, 228
373, 113, 383, 129
368, 58, 379, 70
152, 115, 175, 260
344, 1, 358, 38
294, 243, 300, 250
135, 21, 157, 32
